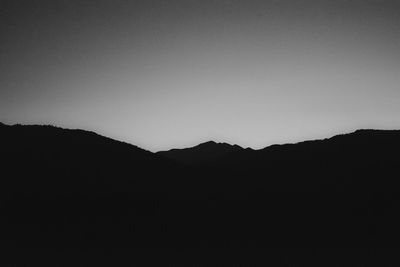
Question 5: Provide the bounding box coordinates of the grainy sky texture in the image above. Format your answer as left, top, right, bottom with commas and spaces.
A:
1, 0, 400, 151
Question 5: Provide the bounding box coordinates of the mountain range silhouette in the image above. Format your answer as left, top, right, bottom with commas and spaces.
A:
1, 122, 400, 266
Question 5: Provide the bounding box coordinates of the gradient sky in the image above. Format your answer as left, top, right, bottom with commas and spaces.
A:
1, 0, 400, 151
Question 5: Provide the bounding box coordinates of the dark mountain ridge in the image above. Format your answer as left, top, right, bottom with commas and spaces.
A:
2, 122, 399, 194
0, 122, 178, 195
2, 122, 400, 266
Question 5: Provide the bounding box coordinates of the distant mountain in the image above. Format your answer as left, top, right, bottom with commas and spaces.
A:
157, 141, 243, 165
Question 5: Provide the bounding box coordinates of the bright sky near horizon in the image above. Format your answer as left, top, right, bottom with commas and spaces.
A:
1, 0, 400, 151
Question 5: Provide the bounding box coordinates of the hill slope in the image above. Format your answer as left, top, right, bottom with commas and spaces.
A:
0, 123, 175, 195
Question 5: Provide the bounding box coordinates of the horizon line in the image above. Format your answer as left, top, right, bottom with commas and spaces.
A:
2, 121, 399, 153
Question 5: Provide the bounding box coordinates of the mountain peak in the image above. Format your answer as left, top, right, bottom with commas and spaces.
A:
157, 141, 243, 165
196, 140, 242, 149
197, 140, 217, 147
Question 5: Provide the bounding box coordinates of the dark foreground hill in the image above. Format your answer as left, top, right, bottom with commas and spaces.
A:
1, 122, 400, 266
0, 122, 179, 195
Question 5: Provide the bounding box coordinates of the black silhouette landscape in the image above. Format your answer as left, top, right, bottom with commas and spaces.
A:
1, 122, 400, 266
3, 0, 400, 265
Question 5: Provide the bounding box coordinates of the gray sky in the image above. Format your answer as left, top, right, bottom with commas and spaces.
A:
1, 0, 400, 151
